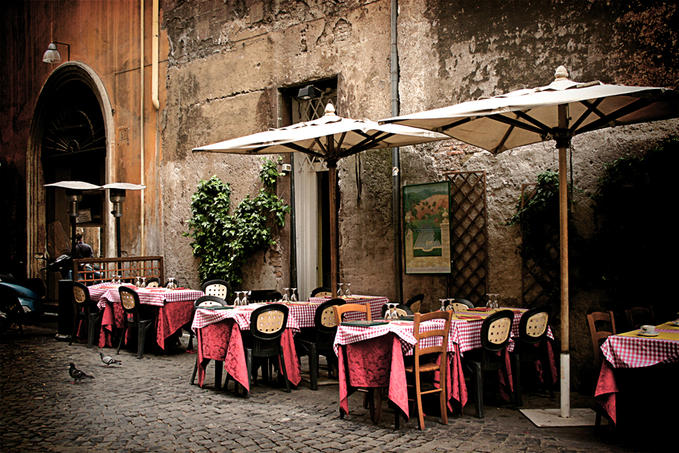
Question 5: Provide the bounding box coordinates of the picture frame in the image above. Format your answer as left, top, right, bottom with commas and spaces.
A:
402, 181, 452, 274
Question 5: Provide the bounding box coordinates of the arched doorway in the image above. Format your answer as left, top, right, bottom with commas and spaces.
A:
28, 62, 114, 299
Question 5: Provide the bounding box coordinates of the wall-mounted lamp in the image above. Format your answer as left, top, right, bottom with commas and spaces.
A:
296, 84, 322, 100
42, 41, 71, 64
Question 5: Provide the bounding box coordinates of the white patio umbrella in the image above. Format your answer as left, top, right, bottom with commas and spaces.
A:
382, 66, 679, 422
193, 103, 447, 297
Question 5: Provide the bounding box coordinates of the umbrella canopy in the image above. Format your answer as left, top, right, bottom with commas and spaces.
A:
383, 66, 679, 419
193, 103, 447, 297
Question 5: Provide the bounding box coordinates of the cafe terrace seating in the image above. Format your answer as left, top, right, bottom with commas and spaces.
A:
201, 279, 230, 300
463, 309, 516, 418
405, 293, 424, 313
145, 277, 160, 288
512, 305, 553, 406
450, 298, 474, 311
380, 303, 413, 318
310, 287, 332, 298
245, 304, 291, 392
117, 286, 155, 359
295, 298, 345, 390
401, 310, 452, 430
70, 281, 102, 348
587, 310, 617, 427
334, 303, 372, 324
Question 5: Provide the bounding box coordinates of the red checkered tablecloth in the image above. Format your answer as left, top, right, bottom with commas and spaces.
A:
91, 283, 203, 309
191, 303, 301, 332
309, 295, 388, 321
600, 326, 679, 369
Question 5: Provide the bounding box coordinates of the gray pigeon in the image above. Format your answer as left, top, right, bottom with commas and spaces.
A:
99, 352, 122, 366
69, 363, 94, 383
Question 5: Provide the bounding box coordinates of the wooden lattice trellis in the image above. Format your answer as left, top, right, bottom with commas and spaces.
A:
445, 171, 488, 306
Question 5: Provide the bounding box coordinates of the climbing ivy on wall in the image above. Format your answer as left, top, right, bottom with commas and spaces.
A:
186, 157, 290, 290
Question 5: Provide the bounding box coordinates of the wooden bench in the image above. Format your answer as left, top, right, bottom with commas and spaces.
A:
72, 256, 164, 286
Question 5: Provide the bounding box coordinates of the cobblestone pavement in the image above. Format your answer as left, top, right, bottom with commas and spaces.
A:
0, 322, 649, 453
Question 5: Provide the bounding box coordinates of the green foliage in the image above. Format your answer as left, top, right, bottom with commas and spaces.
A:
185, 157, 290, 289
590, 136, 678, 316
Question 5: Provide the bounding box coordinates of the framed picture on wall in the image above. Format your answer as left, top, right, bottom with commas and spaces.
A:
403, 181, 452, 274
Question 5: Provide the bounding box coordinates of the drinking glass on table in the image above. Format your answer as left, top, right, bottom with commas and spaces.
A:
440, 298, 447, 311
290, 288, 297, 302
141, 277, 147, 288
166, 277, 177, 289
282, 288, 290, 302
134, 276, 142, 287
338, 282, 344, 296
344, 283, 352, 297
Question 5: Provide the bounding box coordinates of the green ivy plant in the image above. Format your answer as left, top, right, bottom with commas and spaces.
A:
185, 157, 290, 290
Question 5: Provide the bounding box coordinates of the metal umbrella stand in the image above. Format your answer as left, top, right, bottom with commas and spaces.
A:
383, 65, 679, 424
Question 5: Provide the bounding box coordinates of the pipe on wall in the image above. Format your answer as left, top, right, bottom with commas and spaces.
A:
391, 0, 403, 304
152, 0, 159, 110
140, 0, 146, 255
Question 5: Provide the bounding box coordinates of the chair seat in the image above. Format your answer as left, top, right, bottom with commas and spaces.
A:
404, 362, 440, 373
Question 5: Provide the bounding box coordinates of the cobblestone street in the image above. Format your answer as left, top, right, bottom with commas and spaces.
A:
0, 323, 647, 453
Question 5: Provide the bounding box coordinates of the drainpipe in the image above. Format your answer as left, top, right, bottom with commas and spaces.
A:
391, 0, 403, 304
152, 0, 160, 111
140, 0, 146, 255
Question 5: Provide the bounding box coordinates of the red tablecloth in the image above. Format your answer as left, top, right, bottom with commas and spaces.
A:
192, 305, 301, 389
595, 323, 679, 424
196, 319, 249, 390
90, 283, 201, 350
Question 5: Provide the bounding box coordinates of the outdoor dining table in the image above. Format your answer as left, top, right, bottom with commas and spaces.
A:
191, 303, 302, 393
334, 307, 555, 421
86, 282, 202, 350
309, 295, 389, 322
594, 320, 679, 424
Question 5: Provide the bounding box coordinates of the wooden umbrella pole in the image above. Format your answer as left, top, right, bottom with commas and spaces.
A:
557, 104, 570, 418
328, 156, 339, 298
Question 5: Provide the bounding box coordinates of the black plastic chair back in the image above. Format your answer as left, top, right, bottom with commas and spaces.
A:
73, 281, 96, 311
310, 287, 331, 297
249, 289, 283, 302
250, 304, 289, 342
405, 293, 424, 308
519, 306, 550, 345
480, 309, 515, 352
452, 298, 474, 309
194, 295, 227, 308
315, 298, 345, 337
201, 279, 229, 299
118, 286, 145, 323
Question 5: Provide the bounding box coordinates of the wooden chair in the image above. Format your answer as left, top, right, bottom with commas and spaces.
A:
401, 310, 452, 430
190, 295, 228, 388
334, 303, 372, 324
201, 279, 229, 300
512, 306, 552, 406
586, 310, 617, 428
117, 286, 155, 359
245, 304, 290, 392
463, 309, 516, 418
70, 281, 102, 348
624, 306, 655, 330
405, 293, 424, 313
587, 311, 616, 371
295, 298, 345, 389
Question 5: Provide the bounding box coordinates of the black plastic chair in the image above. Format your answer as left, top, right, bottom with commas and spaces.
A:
463, 309, 516, 418
310, 287, 331, 297
245, 304, 290, 392
249, 290, 283, 303
117, 286, 155, 359
405, 294, 424, 313
70, 281, 102, 347
145, 277, 160, 288
190, 295, 228, 387
201, 279, 229, 300
380, 303, 413, 318
512, 306, 552, 406
295, 298, 345, 390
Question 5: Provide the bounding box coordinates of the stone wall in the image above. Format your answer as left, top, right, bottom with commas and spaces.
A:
159, 0, 679, 389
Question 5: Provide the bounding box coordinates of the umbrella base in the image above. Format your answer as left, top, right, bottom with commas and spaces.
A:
520, 408, 597, 427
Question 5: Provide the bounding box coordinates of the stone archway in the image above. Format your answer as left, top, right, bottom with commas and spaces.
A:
27, 62, 115, 292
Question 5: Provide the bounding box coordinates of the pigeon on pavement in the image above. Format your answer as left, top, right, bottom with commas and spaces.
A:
99, 352, 122, 366
69, 363, 94, 383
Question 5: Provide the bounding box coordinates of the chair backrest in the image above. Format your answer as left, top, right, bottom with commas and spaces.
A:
452, 298, 474, 309
624, 306, 654, 330
519, 306, 550, 345
310, 287, 331, 297
118, 286, 141, 320
480, 309, 515, 352
380, 303, 413, 318
587, 310, 617, 366
249, 289, 283, 302
406, 293, 424, 313
412, 310, 452, 359
201, 279, 229, 299
146, 277, 160, 288
315, 298, 345, 335
72, 281, 95, 311
194, 295, 227, 308
250, 304, 289, 341
334, 303, 372, 324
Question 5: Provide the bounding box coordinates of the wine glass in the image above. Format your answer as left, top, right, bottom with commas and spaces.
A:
234, 291, 242, 306
166, 277, 177, 289
338, 282, 344, 296
282, 288, 290, 302
134, 276, 142, 287
439, 298, 447, 311
344, 283, 352, 297
486, 294, 493, 309
244, 290, 251, 305
141, 277, 147, 288
290, 288, 297, 302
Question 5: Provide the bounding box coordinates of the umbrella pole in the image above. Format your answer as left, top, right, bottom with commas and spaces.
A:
557, 104, 570, 418
328, 159, 339, 298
